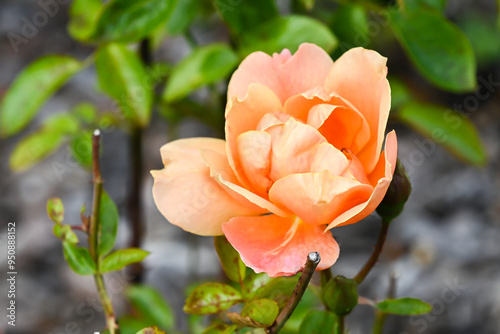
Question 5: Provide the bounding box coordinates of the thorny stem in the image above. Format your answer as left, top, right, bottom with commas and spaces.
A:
354, 219, 391, 285
266, 252, 321, 334
90, 130, 118, 334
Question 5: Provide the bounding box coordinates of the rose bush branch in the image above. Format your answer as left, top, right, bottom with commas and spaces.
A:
90, 129, 118, 334
266, 252, 321, 334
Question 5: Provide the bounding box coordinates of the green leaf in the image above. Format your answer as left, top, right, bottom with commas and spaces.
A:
97, 191, 119, 256
70, 130, 93, 168
72, 103, 97, 124
460, 12, 500, 68
135, 327, 166, 334
397, 101, 487, 166
184, 283, 243, 315
281, 288, 321, 333
242, 272, 273, 298
47, 197, 64, 225
125, 284, 174, 330
389, 77, 412, 110
253, 276, 299, 308
68, 0, 102, 41
0, 56, 81, 137
91, 0, 173, 42
299, 310, 339, 334
321, 275, 358, 316
376, 297, 432, 315
239, 15, 338, 57
241, 299, 279, 327
331, 3, 369, 50
165, 0, 200, 35
404, 0, 447, 12
391, 7, 476, 92
118, 316, 153, 334
44, 114, 80, 134
9, 129, 65, 172
163, 43, 239, 102
214, 235, 246, 283
62, 241, 96, 275
214, 0, 278, 36
96, 43, 153, 127
100, 248, 149, 273
203, 323, 238, 334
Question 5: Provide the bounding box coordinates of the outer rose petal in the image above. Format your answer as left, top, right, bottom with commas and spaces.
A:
151, 138, 260, 236
225, 84, 282, 188
324, 47, 391, 174
326, 131, 398, 230
268, 171, 373, 226
223, 215, 339, 277
228, 43, 334, 103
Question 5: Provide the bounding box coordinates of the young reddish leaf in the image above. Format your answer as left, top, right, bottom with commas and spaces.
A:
47, 198, 64, 225
184, 283, 243, 315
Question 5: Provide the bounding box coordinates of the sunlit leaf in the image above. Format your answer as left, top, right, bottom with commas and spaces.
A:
0, 56, 81, 137
163, 43, 238, 102
68, 0, 102, 41
95, 43, 153, 127
100, 248, 150, 273
203, 323, 238, 334
241, 299, 279, 327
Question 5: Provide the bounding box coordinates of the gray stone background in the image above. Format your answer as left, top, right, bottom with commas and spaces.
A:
0, 1, 499, 333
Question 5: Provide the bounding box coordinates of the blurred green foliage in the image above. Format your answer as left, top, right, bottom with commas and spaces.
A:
6, 0, 499, 332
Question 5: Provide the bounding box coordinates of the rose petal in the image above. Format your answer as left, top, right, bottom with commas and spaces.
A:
151, 138, 260, 235
237, 130, 272, 196
202, 148, 288, 217
324, 47, 391, 173
310, 104, 371, 155
269, 171, 373, 226
228, 43, 334, 103
223, 215, 339, 277
266, 118, 326, 181
225, 84, 282, 187
309, 143, 350, 177
326, 131, 398, 229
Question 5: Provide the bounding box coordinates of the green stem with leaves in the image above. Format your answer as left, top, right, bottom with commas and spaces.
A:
354, 219, 391, 285
90, 130, 118, 334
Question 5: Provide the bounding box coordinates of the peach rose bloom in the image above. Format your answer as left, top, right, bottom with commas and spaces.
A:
152, 43, 397, 277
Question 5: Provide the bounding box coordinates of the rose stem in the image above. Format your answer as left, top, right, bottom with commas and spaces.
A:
372, 271, 398, 334
354, 219, 391, 285
126, 38, 151, 283
266, 252, 321, 334
90, 129, 118, 334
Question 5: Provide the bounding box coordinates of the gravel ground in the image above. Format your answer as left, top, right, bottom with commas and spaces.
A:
1, 1, 500, 334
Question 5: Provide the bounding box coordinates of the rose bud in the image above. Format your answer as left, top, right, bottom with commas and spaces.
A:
376, 158, 411, 222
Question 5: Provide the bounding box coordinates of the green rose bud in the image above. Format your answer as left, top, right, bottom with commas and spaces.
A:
376, 158, 412, 222
322, 275, 358, 316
